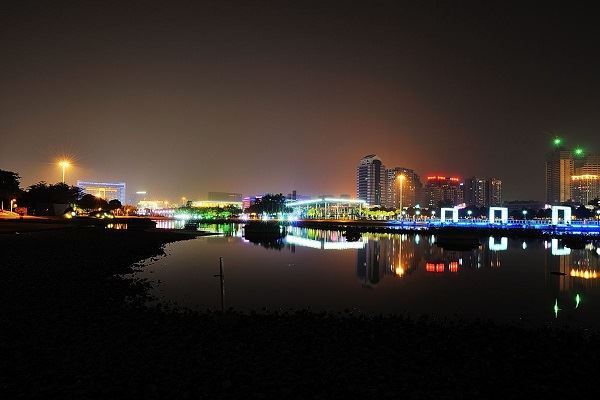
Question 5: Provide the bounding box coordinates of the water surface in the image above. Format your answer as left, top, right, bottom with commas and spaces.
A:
139, 223, 600, 327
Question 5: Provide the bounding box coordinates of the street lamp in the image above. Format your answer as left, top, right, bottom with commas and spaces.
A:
522, 210, 528, 222
10, 198, 17, 213
431, 210, 436, 220
58, 160, 71, 183
467, 210, 473, 220
596, 209, 600, 225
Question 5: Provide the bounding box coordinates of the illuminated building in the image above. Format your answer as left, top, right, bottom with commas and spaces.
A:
287, 197, 366, 219
545, 148, 574, 204
487, 178, 503, 206
356, 154, 385, 206
242, 195, 263, 211
137, 200, 171, 215
190, 200, 243, 209
77, 181, 126, 204
383, 167, 421, 208
208, 192, 243, 202
571, 175, 600, 205
464, 177, 502, 207
422, 176, 463, 207
545, 139, 599, 204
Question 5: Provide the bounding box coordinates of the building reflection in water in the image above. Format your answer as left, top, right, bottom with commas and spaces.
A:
355, 234, 512, 286
546, 239, 600, 293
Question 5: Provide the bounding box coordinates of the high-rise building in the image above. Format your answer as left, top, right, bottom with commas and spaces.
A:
546, 148, 574, 204
487, 178, 503, 206
383, 167, 421, 209
571, 175, 600, 205
546, 138, 600, 204
422, 176, 463, 207
463, 177, 502, 207
356, 155, 385, 206
77, 181, 126, 204
463, 177, 487, 207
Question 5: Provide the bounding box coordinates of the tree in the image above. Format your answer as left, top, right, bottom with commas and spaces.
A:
247, 194, 289, 215
573, 205, 593, 220
0, 169, 22, 205
77, 194, 109, 211
21, 182, 83, 215
108, 199, 122, 210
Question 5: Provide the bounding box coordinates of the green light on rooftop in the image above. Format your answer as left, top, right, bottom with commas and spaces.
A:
553, 137, 562, 146
574, 147, 584, 156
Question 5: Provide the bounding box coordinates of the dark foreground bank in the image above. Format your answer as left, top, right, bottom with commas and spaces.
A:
1, 229, 599, 398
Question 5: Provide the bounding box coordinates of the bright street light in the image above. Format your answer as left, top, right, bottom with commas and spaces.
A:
522, 210, 528, 222
58, 160, 71, 183
10, 198, 17, 212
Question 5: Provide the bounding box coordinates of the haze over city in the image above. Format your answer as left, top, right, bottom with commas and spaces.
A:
2, 1, 598, 200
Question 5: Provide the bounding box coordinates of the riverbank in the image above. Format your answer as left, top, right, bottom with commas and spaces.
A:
1, 228, 599, 398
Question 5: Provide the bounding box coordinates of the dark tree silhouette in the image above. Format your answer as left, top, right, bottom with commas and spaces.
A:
108, 199, 122, 210
0, 169, 22, 206
77, 194, 109, 211
21, 182, 83, 215
247, 194, 289, 214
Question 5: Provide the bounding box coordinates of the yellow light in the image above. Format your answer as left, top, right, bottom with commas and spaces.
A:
570, 269, 599, 279
395, 266, 405, 276
58, 160, 71, 168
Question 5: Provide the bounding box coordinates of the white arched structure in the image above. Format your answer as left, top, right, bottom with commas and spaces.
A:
440, 207, 459, 223
489, 236, 508, 251
551, 206, 572, 225
489, 207, 508, 224
551, 238, 571, 256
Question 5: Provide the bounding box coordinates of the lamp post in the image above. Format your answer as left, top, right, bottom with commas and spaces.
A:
431, 210, 436, 220
522, 210, 528, 222
467, 210, 473, 220
596, 209, 600, 225
10, 198, 17, 213
58, 160, 70, 183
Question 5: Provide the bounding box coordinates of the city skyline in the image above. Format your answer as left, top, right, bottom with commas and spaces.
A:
2, 2, 599, 200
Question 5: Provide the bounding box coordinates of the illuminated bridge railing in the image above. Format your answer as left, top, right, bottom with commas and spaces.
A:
384, 219, 600, 235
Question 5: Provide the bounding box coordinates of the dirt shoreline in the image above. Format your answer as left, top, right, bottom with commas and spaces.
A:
1, 228, 599, 398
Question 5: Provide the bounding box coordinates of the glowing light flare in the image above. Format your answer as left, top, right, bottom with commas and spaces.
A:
574, 147, 584, 156
57, 159, 72, 183
553, 137, 562, 146
575, 294, 581, 308
554, 299, 560, 319
569, 269, 598, 279
395, 266, 405, 277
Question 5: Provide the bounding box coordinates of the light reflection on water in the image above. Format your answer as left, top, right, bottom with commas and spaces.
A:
139, 223, 600, 326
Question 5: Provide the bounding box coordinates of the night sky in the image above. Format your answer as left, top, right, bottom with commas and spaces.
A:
1, 1, 598, 201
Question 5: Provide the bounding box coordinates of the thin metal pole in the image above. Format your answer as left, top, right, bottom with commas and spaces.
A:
213, 257, 225, 312
219, 257, 225, 312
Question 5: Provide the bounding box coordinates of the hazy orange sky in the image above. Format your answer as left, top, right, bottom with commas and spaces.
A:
2, 1, 598, 201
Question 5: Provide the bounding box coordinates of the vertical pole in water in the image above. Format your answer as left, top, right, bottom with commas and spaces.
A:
219, 257, 225, 312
